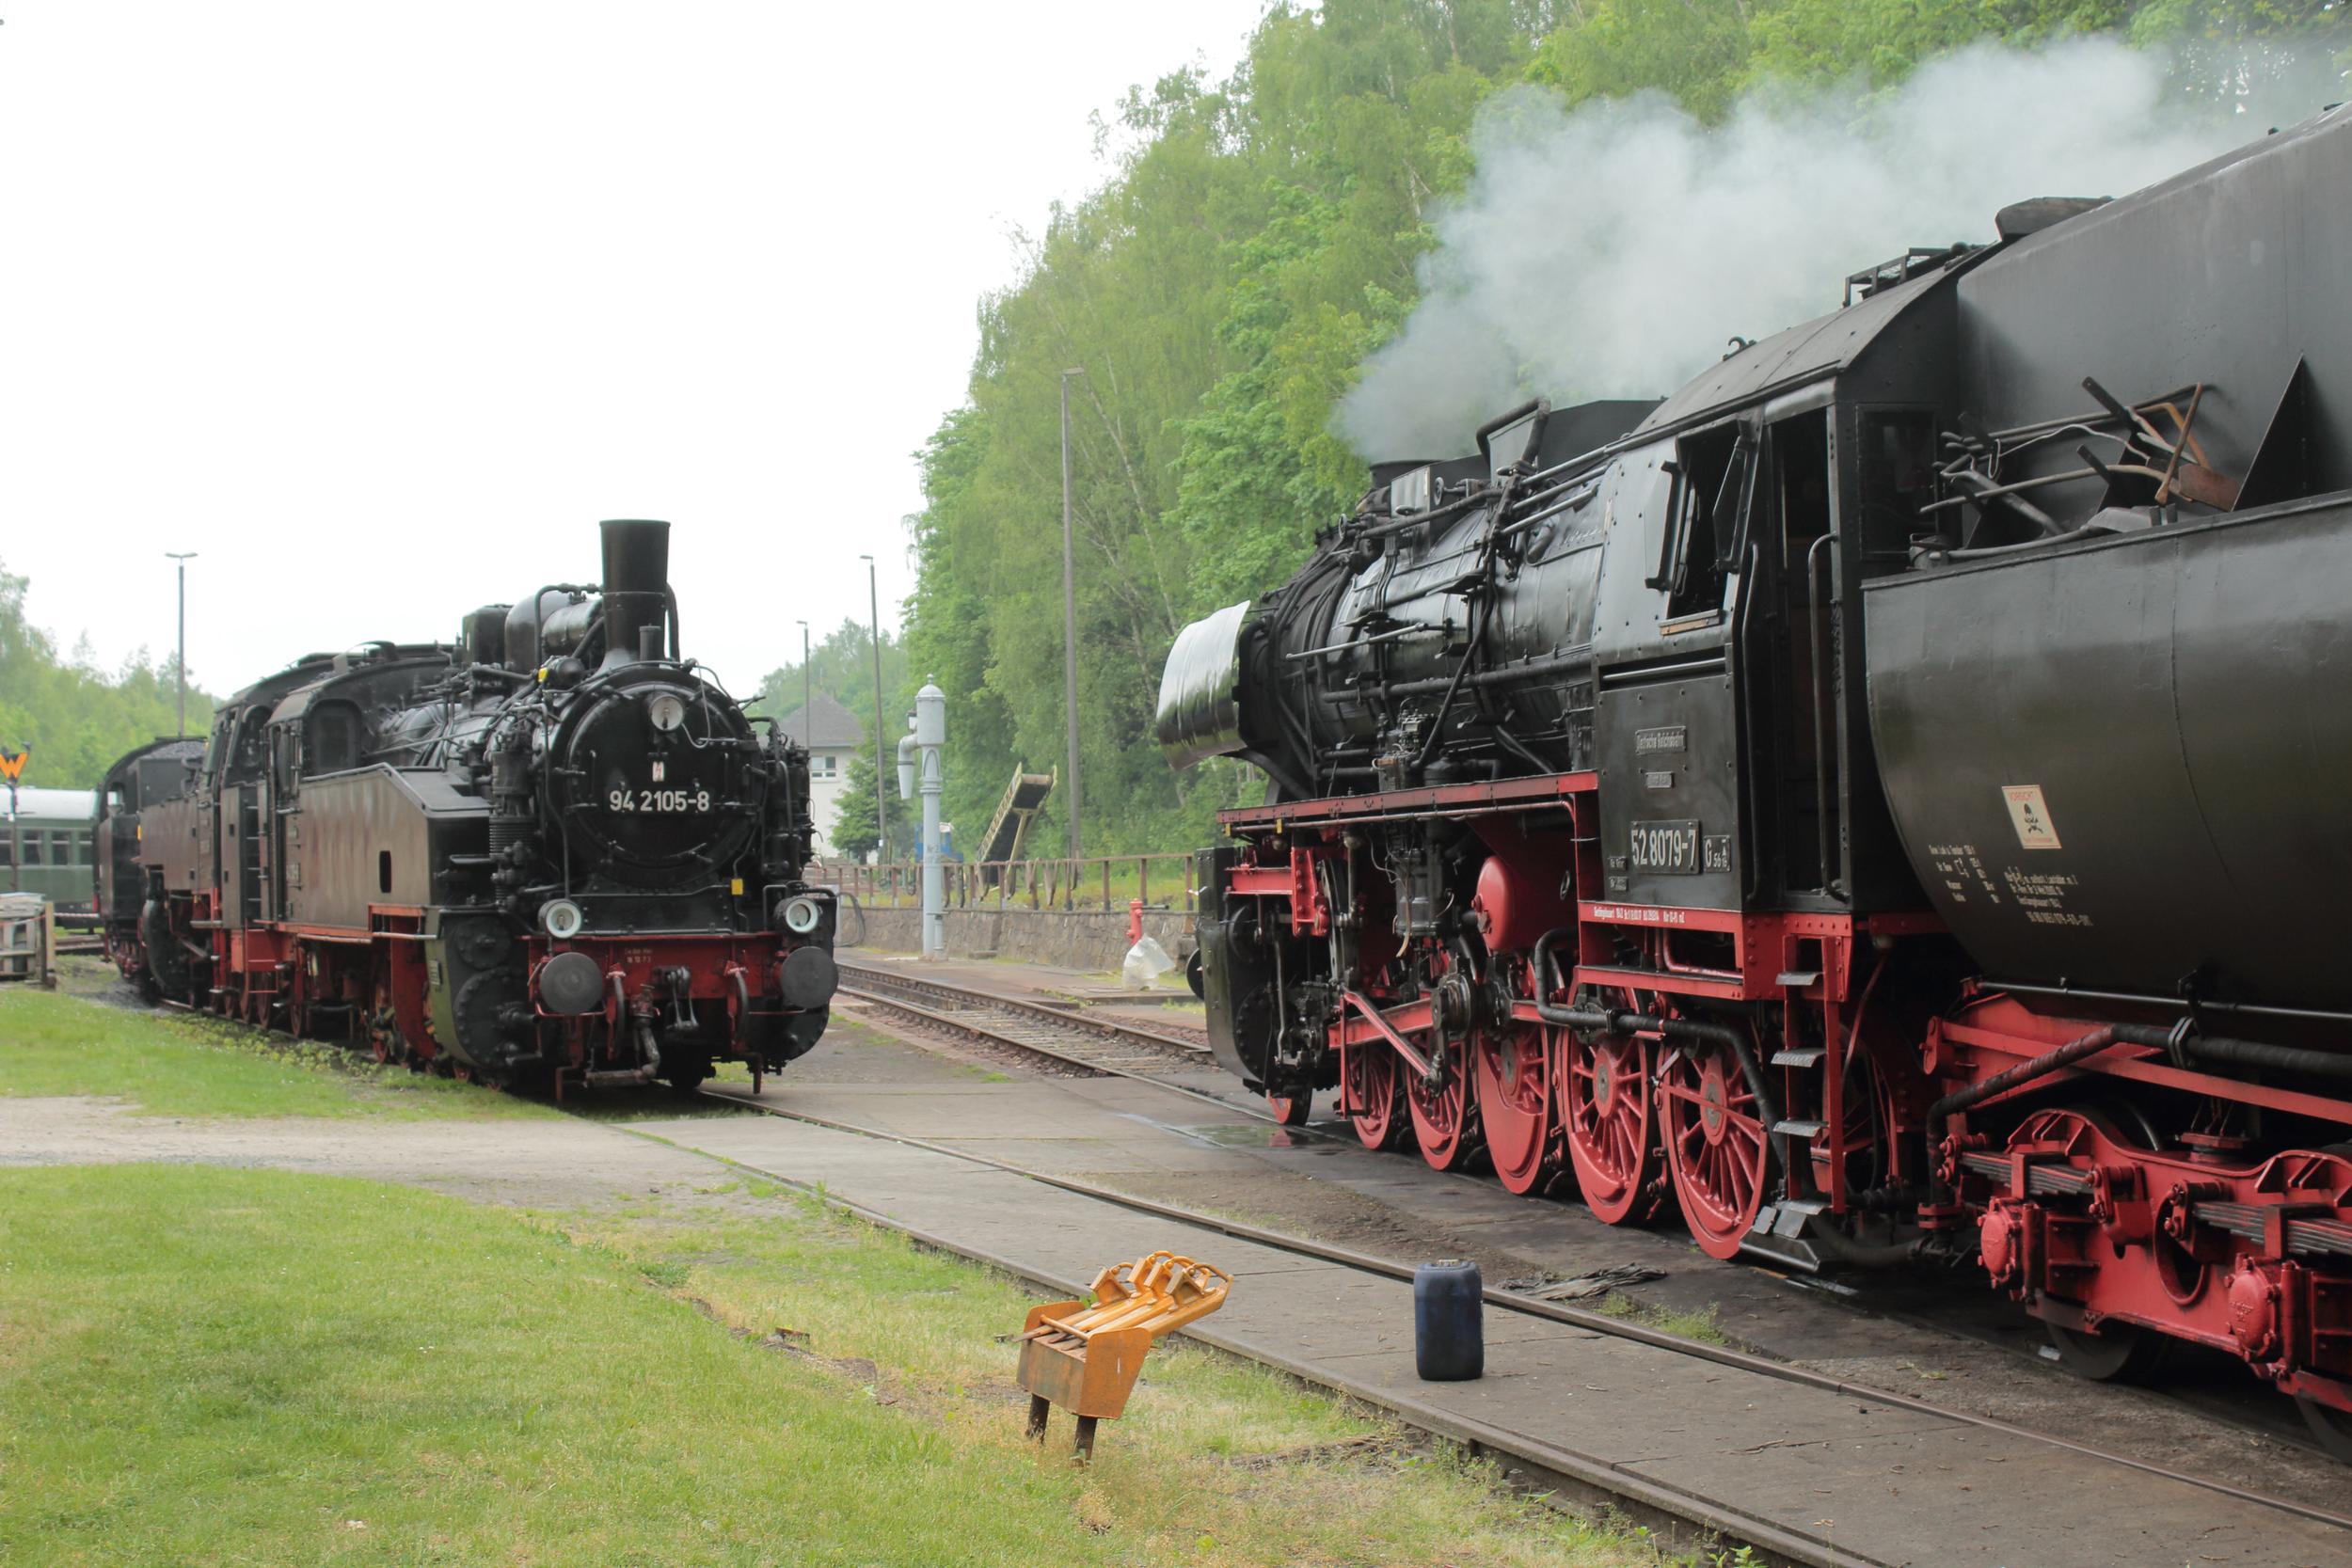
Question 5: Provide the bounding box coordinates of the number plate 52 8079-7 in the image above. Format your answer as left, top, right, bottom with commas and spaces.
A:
1629, 819, 1701, 875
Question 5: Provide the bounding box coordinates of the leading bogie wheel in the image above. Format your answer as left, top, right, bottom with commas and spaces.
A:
2297, 1396, 2352, 1463
1265, 1089, 1312, 1128
1557, 1025, 1656, 1225
2042, 1320, 2176, 1385
1473, 1023, 1554, 1195
1407, 1049, 1483, 1173
1658, 1037, 1770, 1260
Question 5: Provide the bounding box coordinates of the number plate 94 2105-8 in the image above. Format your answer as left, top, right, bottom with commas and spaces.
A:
609, 787, 711, 814
1630, 819, 1701, 875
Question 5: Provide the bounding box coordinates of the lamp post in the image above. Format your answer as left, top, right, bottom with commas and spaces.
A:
860, 554, 886, 867
797, 619, 811, 736
166, 552, 197, 737
1058, 367, 1085, 862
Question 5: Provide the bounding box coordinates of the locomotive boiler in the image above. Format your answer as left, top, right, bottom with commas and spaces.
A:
102, 519, 837, 1094
1160, 105, 2352, 1452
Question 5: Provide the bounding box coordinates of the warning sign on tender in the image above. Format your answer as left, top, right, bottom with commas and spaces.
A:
2002, 784, 2062, 851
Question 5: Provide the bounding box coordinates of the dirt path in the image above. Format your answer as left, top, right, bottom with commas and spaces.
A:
0, 1097, 726, 1208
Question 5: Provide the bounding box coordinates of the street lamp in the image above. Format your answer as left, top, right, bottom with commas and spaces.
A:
1059, 367, 1085, 862
859, 554, 886, 866
796, 619, 811, 741
166, 552, 197, 737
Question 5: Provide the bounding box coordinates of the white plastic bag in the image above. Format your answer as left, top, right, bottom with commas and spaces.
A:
1121, 935, 1175, 990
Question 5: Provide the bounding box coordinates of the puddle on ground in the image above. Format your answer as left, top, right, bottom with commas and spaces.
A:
1117, 1115, 1345, 1152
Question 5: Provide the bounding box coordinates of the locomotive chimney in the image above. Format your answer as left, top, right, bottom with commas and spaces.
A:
598, 519, 672, 668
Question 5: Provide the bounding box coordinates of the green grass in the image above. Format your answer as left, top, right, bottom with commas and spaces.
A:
0, 1166, 1102, 1567
0, 988, 553, 1120
0, 1162, 1651, 1568
542, 1189, 1650, 1568
1597, 1293, 1728, 1346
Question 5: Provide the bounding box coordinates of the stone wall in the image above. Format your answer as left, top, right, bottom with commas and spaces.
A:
850, 902, 1194, 974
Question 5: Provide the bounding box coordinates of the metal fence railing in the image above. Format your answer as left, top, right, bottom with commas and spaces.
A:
826, 852, 1197, 914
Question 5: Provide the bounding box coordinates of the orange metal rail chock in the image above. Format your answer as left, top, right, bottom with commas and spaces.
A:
1015, 1250, 1232, 1461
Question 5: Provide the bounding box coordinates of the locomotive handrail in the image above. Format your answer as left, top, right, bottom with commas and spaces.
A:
1734, 539, 1766, 903
1804, 531, 1839, 895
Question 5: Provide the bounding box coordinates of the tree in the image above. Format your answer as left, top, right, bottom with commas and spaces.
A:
829, 751, 913, 863
903, 0, 2350, 858
0, 558, 215, 789
746, 617, 910, 735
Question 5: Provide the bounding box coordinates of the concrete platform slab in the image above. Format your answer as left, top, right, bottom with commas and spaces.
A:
646, 1107, 2352, 1568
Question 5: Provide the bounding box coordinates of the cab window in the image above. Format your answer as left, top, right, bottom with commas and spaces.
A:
1650, 424, 1756, 623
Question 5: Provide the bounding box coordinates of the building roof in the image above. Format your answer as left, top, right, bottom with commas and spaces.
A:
774, 692, 866, 750
4, 785, 97, 822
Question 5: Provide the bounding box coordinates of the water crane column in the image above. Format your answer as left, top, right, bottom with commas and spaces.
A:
898, 678, 947, 959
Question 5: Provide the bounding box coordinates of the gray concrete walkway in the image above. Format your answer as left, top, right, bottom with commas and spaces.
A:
642, 1098, 2349, 1568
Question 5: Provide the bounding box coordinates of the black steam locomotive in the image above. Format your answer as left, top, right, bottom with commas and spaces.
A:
99, 520, 836, 1094
1161, 105, 2352, 1451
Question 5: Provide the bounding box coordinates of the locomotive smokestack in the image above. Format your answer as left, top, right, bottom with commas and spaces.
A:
598, 519, 671, 668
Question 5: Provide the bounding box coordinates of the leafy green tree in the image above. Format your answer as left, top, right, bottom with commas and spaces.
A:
829, 751, 914, 863
904, 0, 2347, 860
746, 617, 909, 736
0, 558, 215, 790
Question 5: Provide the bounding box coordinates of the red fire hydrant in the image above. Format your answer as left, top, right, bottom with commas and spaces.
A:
1127, 898, 1144, 944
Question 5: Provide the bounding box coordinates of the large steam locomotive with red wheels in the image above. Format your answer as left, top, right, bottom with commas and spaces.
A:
1159, 106, 2352, 1453
97, 519, 837, 1096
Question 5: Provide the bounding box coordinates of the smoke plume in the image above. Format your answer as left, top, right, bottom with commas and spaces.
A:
1338, 38, 2308, 460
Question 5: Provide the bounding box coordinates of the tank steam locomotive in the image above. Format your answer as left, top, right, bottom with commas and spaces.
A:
1160, 105, 2352, 1451
97, 519, 837, 1094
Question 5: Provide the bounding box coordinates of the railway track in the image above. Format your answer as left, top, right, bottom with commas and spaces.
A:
827, 958, 2344, 1470
700, 1084, 2352, 1553
834, 959, 1252, 1117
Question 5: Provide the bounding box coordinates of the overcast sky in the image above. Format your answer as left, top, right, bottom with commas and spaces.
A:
0, 1, 1271, 699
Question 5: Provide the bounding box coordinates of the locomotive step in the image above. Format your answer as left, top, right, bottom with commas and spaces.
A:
1767, 1046, 1825, 1068
1771, 1117, 1827, 1139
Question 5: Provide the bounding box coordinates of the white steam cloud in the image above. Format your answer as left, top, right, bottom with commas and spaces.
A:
1338, 39, 2283, 459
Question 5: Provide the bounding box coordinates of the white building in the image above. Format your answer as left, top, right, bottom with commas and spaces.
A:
774, 694, 866, 856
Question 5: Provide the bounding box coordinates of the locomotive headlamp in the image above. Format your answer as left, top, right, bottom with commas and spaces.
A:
780, 895, 824, 935
542, 898, 586, 941
645, 692, 688, 733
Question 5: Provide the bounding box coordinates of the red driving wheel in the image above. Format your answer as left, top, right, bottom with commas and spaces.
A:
1659, 1036, 1770, 1259
1473, 1022, 1554, 1195
1557, 1023, 1656, 1224
1265, 1090, 1312, 1128
1343, 1041, 1406, 1150
1407, 1047, 1482, 1173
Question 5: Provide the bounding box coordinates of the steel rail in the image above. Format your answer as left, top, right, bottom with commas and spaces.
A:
841, 957, 2350, 1462
700, 1088, 2352, 1544
837, 958, 1208, 1053
833, 976, 1288, 1128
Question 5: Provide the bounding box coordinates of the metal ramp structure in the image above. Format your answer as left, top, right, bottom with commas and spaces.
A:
976, 763, 1054, 884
